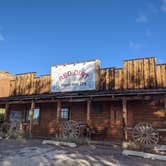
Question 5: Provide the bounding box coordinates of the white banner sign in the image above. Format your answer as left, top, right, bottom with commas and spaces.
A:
51, 60, 99, 92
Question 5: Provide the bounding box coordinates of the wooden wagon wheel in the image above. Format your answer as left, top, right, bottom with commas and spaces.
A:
9, 121, 22, 135
55, 120, 80, 139
132, 122, 159, 147
55, 121, 66, 138
63, 120, 80, 139
0, 122, 10, 133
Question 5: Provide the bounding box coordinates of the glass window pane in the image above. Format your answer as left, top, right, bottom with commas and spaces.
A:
26, 110, 30, 122
61, 107, 69, 120
33, 108, 40, 124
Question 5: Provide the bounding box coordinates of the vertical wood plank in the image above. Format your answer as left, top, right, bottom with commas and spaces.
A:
144, 58, 149, 88
156, 65, 161, 87
140, 59, 144, 89
119, 69, 123, 89
127, 61, 130, 89
138, 59, 144, 89
128, 61, 133, 89
161, 65, 166, 87
123, 61, 128, 89
109, 68, 115, 89
105, 68, 110, 90
149, 57, 156, 87
100, 69, 106, 90
96, 60, 100, 91
115, 69, 118, 90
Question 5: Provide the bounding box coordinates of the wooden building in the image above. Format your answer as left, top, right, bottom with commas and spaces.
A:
0, 57, 166, 145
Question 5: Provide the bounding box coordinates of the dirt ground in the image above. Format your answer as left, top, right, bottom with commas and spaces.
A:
0, 139, 166, 166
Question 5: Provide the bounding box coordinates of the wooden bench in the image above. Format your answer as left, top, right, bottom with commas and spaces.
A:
90, 127, 108, 141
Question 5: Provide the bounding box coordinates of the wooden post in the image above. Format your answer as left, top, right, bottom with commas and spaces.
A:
87, 100, 91, 125
122, 97, 128, 141
4, 103, 9, 121
29, 100, 35, 133
56, 101, 61, 123
22, 110, 26, 122
164, 96, 166, 116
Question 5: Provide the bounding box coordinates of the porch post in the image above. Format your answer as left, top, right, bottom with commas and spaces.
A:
29, 100, 35, 133
122, 97, 128, 141
164, 96, 166, 115
56, 100, 61, 123
4, 103, 9, 121
87, 99, 91, 126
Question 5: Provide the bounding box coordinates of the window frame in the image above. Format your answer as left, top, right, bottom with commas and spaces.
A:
26, 107, 40, 124
33, 108, 40, 124
60, 107, 70, 121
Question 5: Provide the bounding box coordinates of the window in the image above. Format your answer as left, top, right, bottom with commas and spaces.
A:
26, 108, 40, 124
61, 107, 69, 120
33, 108, 40, 124
9, 111, 22, 122
26, 110, 30, 122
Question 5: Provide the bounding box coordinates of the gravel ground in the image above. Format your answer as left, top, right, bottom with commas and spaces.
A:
0, 139, 166, 166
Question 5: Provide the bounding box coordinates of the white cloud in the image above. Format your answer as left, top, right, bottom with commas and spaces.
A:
0, 33, 4, 41
129, 41, 143, 50
136, 15, 148, 23
161, 0, 166, 13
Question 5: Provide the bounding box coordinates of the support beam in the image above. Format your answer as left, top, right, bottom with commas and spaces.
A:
56, 101, 61, 123
4, 103, 9, 121
23, 110, 26, 122
29, 100, 35, 133
122, 97, 128, 141
164, 96, 166, 116
87, 100, 91, 125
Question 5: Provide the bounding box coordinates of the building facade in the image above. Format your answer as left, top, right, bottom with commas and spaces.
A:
0, 57, 166, 144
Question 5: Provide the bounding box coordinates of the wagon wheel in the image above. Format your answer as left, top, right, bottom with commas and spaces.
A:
132, 122, 159, 147
55, 120, 80, 139
10, 121, 21, 131
0, 122, 10, 137
0, 122, 10, 133
63, 120, 80, 139
55, 121, 66, 138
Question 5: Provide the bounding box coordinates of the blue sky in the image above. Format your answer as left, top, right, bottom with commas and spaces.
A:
0, 0, 166, 75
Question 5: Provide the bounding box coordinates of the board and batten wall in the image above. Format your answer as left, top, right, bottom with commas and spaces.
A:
1, 57, 164, 97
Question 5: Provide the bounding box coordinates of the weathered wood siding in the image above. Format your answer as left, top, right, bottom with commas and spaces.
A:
70, 102, 87, 124
5, 96, 166, 142
156, 64, 166, 88
127, 98, 166, 143
109, 101, 123, 140
0, 72, 14, 97
6, 57, 166, 97
10, 73, 51, 96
